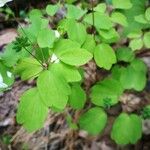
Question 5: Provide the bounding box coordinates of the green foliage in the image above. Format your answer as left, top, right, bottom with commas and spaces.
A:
82, 35, 96, 53
16, 88, 48, 132
13, 37, 30, 52
129, 38, 143, 51
98, 28, 120, 43
78, 107, 107, 135
37, 70, 71, 109
0, 44, 19, 67
46, 4, 60, 16
54, 39, 92, 66
116, 47, 135, 62
127, 30, 142, 39
84, 12, 113, 30
0, 7, 14, 20
94, 3, 106, 13
91, 78, 123, 107
94, 43, 116, 70
69, 83, 86, 109
145, 7, 150, 21
15, 58, 43, 80
143, 32, 150, 48
110, 11, 128, 27
50, 63, 81, 82
112, 0, 132, 9
37, 28, 55, 48
142, 105, 150, 119
122, 0, 148, 36
2, 0, 149, 145
0, 62, 14, 92
112, 59, 147, 91
111, 113, 142, 145
66, 19, 87, 45
1, 134, 12, 145
66, 4, 87, 20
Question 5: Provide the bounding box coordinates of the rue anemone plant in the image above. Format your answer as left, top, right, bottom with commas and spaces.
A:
1, 0, 150, 146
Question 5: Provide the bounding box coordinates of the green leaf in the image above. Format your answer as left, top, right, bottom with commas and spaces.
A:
82, 35, 96, 54
116, 47, 135, 62
131, 58, 147, 73
113, 59, 147, 91
134, 14, 148, 24
60, 48, 92, 66
37, 28, 55, 48
111, 65, 125, 80
57, 19, 69, 34
129, 38, 143, 51
53, 39, 83, 56
123, 0, 149, 36
66, 19, 87, 45
111, 12, 128, 26
98, 28, 120, 44
50, 62, 81, 82
19, 19, 49, 43
16, 88, 48, 132
65, 0, 77, 4
35, 47, 50, 62
54, 39, 91, 67
94, 43, 116, 70
15, 58, 43, 80
54, 39, 80, 53
106, 0, 112, 4
94, 3, 106, 13
142, 105, 150, 119
69, 83, 86, 109
143, 32, 150, 48
111, 113, 142, 145
84, 12, 113, 30
66, 4, 87, 19
0, 43, 19, 67
29, 9, 42, 21
37, 70, 71, 109
0, 62, 14, 91
127, 30, 142, 39
112, 0, 132, 9
46, 4, 59, 16
145, 7, 150, 21
91, 78, 123, 107
78, 107, 107, 135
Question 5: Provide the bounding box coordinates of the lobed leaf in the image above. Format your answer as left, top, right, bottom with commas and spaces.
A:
16, 88, 48, 132
111, 113, 142, 145
37, 70, 71, 109
78, 107, 107, 135
15, 58, 43, 80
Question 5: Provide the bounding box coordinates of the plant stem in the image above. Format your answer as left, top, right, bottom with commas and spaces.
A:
22, 46, 44, 67
91, 0, 95, 40
5, 4, 45, 68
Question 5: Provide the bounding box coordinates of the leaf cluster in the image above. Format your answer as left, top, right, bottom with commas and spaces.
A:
1, 0, 150, 146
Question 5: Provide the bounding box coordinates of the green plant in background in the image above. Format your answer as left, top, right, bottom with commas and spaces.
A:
142, 105, 150, 119
1, 0, 150, 146
0, 6, 14, 20
0, 134, 12, 145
